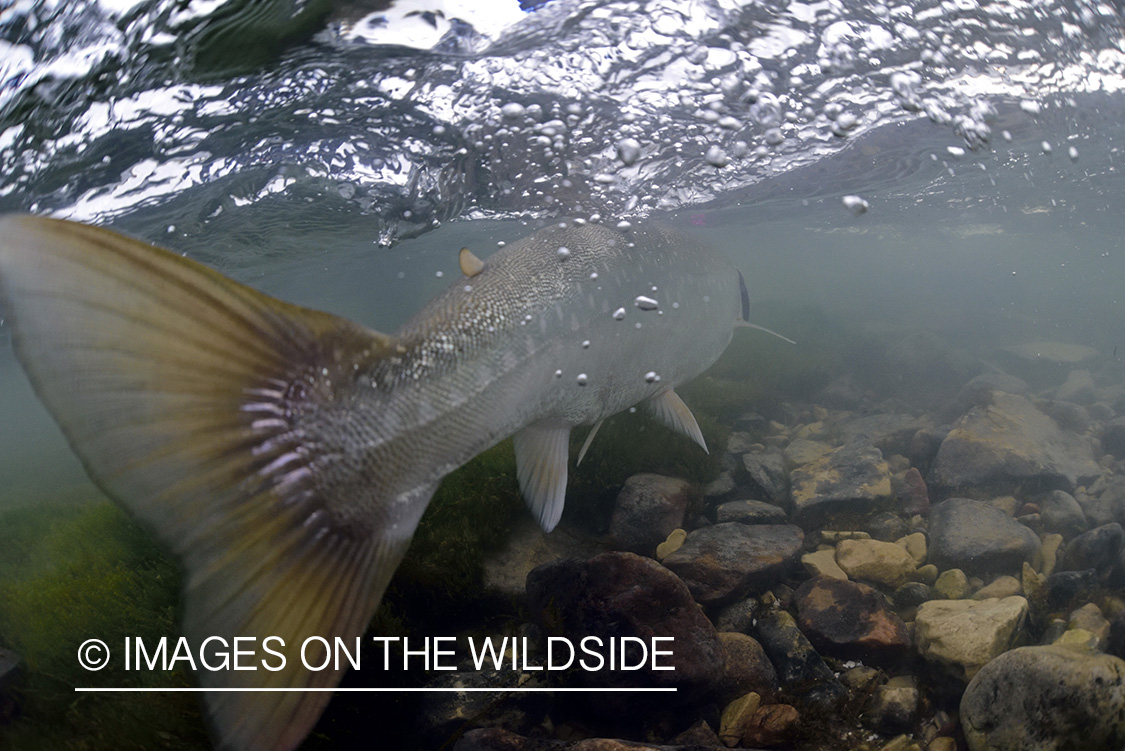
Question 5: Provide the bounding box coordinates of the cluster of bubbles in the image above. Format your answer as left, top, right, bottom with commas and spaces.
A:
0, 0, 1122, 247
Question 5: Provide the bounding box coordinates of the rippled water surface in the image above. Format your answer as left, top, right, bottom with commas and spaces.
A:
1, 0, 1124, 749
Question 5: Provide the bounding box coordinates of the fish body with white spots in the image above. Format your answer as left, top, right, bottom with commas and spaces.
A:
0, 217, 744, 751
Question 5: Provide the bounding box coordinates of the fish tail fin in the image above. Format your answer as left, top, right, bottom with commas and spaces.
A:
0, 215, 418, 751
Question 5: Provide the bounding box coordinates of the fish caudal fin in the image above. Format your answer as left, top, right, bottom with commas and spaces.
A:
0, 215, 413, 751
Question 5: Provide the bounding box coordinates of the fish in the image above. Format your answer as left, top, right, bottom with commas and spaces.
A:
0, 215, 745, 751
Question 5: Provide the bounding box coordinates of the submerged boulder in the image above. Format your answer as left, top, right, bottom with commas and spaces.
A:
928, 391, 1101, 497
928, 498, 1040, 576
789, 437, 893, 525
960, 645, 1125, 751
661, 523, 803, 605
793, 576, 910, 667
914, 597, 1028, 681
608, 473, 694, 556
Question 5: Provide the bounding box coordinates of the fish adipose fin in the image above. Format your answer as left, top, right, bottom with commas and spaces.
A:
512, 423, 571, 532
0, 215, 421, 751
645, 389, 708, 454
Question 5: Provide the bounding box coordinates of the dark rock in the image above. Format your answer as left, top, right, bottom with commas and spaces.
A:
789, 438, 893, 526
961, 645, 1125, 751
892, 467, 930, 516
670, 720, 722, 746
928, 391, 1102, 497
928, 498, 1040, 576
817, 374, 865, 410
526, 552, 722, 704
661, 523, 804, 605
793, 577, 911, 667
866, 511, 909, 542
1109, 612, 1125, 661
908, 425, 948, 471
893, 582, 933, 609
454, 727, 734, 751
1102, 416, 1125, 459
703, 472, 737, 502
954, 373, 1031, 410
715, 500, 787, 525
1060, 522, 1123, 573
712, 598, 758, 634
739, 703, 799, 748
1039, 489, 1088, 538
609, 474, 694, 555
483, 517, 604, 598
1045, 569, 1100, 610
417, 668, 547, 744
738, 451, 790, 509
863, 679, 919, 734
714, 632, 777, 703
750, 608, 846, 706
839, 414, 931, 459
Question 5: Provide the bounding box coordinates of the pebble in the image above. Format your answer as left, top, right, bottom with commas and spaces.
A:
835, 538, 918, 589
655, 528, 687, 560
972, 575, 1022, 600
714, 499, 787, 525
801, 549, 848, 580
934, 568, 971, 599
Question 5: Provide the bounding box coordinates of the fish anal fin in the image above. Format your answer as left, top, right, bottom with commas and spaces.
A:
512, 423, 571, 532
645, 389, 708, 454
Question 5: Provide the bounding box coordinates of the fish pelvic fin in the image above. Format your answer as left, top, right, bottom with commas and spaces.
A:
645, 389, 708, 454
0, 215, 417, 751
512, 423, 571, 532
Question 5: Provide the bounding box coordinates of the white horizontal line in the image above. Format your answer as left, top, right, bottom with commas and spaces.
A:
75, 687, 677, 693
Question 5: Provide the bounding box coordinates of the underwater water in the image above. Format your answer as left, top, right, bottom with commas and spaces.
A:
1, 1, 1125, 750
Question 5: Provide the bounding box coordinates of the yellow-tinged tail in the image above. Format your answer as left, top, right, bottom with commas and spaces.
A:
0, 215, 407, 751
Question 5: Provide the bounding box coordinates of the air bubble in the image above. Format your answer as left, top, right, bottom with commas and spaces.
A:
842, 195, 869, 215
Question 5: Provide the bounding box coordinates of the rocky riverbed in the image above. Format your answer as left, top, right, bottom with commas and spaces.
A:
432, 355, 1125, 751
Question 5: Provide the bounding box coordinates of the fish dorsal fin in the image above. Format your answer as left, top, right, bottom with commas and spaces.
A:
0, 215, 431, 751
576, 418, 606, 466
459, 246, 484, 277
645, 389, 708, 454
512, 423, 571, 532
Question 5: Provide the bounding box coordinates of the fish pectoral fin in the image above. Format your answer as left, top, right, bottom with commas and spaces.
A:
0, 215, 424, 751
735, 319, 797, 344
512, 423, 571, 532
575, 418, 606, 466
644, 389, 708, 454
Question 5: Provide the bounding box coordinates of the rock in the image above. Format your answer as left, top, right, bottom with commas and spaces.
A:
835, 538, 917, 589
609, 474, 694, 555
793, 577, 911, 666
892, 467, 930, 516
928, 498, 1040, 576
739, 703, 799, 748
417, 668, 547, 744
1045, 569, 1100, 610
1060, 522, 1123, 573
719, 691, 761, 746
1055, 369, 1097, 405
914, 563, 939, 585
662, 523, 804, 605
712, 598, 757, 634
526, 552, 722, 702
866, 511, 909, 542
655, 528, 687, 561
1040, 399, 1089, 433
750, 608, 845, 704
880, 736, 923, 751
738, 451, 790, 509
933, 569, 971, 600
454, 727, 733, 751
714, 632, 777, 704
482, 517, 602, 598
1080, 477, 1125, 527
704, 471, 737, 501
670, 720, 722, 747
818, 374, 866, 410
789, 437, 893, 525
714, 500, 787, 525
914, 597, 1029, 681
972, 575, 1021, 600
954, 373, 1031, 410
896, 532, 928, 564
801, 549, 848, 580
783, 438, 833, 468
1040, 533, 1063, 576
893, 581, 932, 610
0, 648, 19, 725
839, 414, 931, 458
960, 645, 1125, 751
928, 391, 1102, 497
1102, 416, 1125, 459
863, 676, 919, 734
1038, 490, 1087, 537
